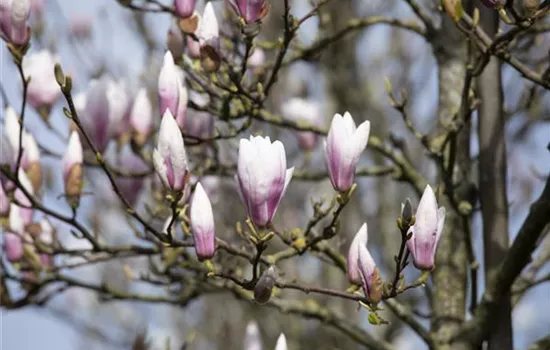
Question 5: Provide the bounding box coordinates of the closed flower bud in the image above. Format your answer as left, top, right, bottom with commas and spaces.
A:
400, 198, 413, 224
281, 97, 321, 151
324, 112, 370, 192
228, 0, 269, 24
236, 136, 294, 227
357, 243, 383, 304
174, 0, 196, 18
22, 133, 41, 192
175, 70, 188, 129
197, 2, 220, 72
0, 0, 30, 45
406, 185, 446, 271
62, 131, 83, 207
347, 222, 368, 285
158, 51, 181, 117
243, 321, 262, 350
274, 333, 287, 350
254, 266, 276, 304
130, 88, 153, 147
153, 110, 190, 193
190, 182, 216, 261
186, 35, 201, 59
23, 51, 61, 113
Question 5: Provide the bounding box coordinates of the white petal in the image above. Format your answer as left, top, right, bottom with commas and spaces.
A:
274, 333, 287, 350
197, 2, 219, 43
130, 88, 152, 134
62, 131, 83, 179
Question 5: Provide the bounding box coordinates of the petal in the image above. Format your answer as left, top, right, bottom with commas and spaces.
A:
435, 206, 446, 245
274, 334, 287, 350
414, 185, 439, 240
347, 223, 368, 283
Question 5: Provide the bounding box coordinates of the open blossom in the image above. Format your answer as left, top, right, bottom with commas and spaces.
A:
174, 0, 196, 18
190, 182, 216, 261
236, 136, 294, 227
23, 50, 62, 111
153, 110, 190, 193
347, 222, 368, 285
406, 185, 446, 270
62, 131, 83, 206
158, 51, 181, 117
130, 88, 153, 147
228, 0, 269, 24
281, 97, 321, 151
324, 112, 370, 192
243, 322, 262, 350
0, 0, 30, 45
274, 334, 287, 350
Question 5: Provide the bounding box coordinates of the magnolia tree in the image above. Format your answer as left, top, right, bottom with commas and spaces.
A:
1, 0, 550, 349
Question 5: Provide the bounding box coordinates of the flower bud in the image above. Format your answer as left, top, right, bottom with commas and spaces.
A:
0, 0, 30, 45
274, 333, 287, 350
236, 136, 294, 227
406, 185, 446, 271
357, 244, 383, 304
400, 198, 413, 224
174, 0, 196, 18
62, 131, 83, 207
347, 222, 368, 285
23, 51, 61, 114
15, 169, 34, 226
247, 47, 265, 73
254, 266, 276, 304
158, 51, 181, 117
228, 0, 269, 24
130, 88, 153, 147
81, 78, 111, 152
186, 35, 201, 59
153, 110, 190, 193
23, 133, 41, 192
190, 182, 216, 261
197, 2, 220, 72
324, 112, 370, 192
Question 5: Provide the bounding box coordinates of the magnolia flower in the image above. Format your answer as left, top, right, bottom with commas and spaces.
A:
107, 79, 131, 140
158, 51, 181, 117
228, 0, 269, 24
274, 334, 287, 350
196, 2, 220, 72
174, 0, 196, 18
15, 169, 34, 226
22, 133, 41, 191
357, 242, 383, 304
186, 35, 201, 59
190, 182, 216, 261
243, 321, 262, 350
81, 79, 111, 152
3, 231, 23, 262
167, 25, 185, 61
236, 136, 294, 227
0, 181, 9, 217
115, 146, 148, 205
23, 50, 61, 111
347, 222, 368, 285
0, 0, 30, 45
281, 97, 321, 151
406, 185, 446, 270
324, 112, 370, 192
62, 131, 83, 206
130, 88, 153, 146
153, 110, 190, 193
